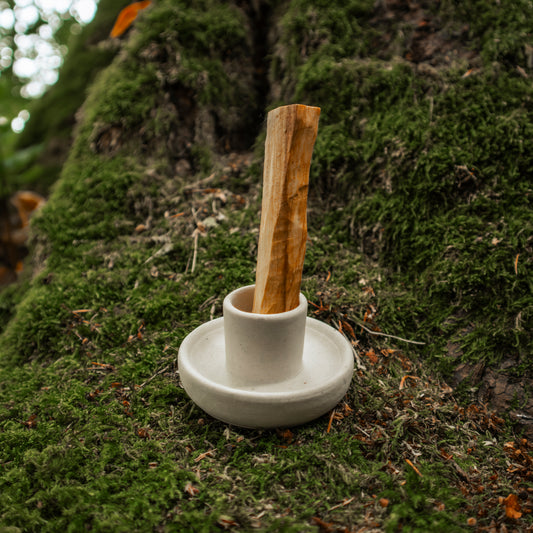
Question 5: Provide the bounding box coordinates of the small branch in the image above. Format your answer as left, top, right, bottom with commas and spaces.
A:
353, 319, 426, 345
183, 172, 216, 193
191, 230, 199, 273
405, 458, 423, 477
138, 365, 170, 390
328, 497, 355, 512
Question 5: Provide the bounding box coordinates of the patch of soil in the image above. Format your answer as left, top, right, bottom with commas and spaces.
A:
450, 360, 533, 438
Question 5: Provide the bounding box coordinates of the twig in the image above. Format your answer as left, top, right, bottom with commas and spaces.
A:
191, 207, 199, 224
328, 497, 355, 512
194, 449, 216, 463
191, 230, 199, 273
138, 365, 170, 390
405, 458, 423, 477
326, 409, 336, 433
353, 423, 371, 438
183, 173, 216, 193
350, 343, 366, 371
353, 319, 426, 345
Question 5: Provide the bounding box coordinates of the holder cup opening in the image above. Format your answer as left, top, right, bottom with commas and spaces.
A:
223, 285, 307, 385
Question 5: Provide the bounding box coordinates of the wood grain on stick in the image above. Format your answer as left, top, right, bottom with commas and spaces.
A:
253, 104, 320, 314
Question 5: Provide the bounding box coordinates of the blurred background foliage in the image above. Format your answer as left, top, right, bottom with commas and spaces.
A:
0, 0, 134, 197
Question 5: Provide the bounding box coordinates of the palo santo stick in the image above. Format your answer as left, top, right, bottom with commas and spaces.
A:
253, 104, 320, 314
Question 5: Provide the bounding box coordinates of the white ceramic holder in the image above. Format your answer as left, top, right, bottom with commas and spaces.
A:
178, 285, 354, 428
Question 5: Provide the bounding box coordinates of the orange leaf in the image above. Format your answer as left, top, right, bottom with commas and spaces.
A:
11, 191, 45, 228
278, 428, 294, 443
110, 0, 151, 38
217, 516, 238, 529
184, 482, 199, 497
399, 375, 419, 390
311, 517, 334, 532
365, 349, 378, 365
341, 320, 356, 339
439, 448, 453, 461
326, 410, 335, 433
137, 427, 150, 439
503, 493, 522, 519
23, 414, 37, 428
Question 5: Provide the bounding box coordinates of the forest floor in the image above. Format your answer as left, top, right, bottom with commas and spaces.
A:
0, 0, 532, 531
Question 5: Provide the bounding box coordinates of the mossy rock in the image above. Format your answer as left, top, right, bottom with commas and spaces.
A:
0, 0, 531, 531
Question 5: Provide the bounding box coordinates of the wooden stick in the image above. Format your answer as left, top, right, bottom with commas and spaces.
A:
253, 104, 320, 314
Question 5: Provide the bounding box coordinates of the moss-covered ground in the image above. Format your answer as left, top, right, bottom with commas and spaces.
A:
0, 0, 532, 530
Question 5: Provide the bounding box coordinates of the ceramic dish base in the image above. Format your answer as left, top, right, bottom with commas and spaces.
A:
178, 316, 354, 428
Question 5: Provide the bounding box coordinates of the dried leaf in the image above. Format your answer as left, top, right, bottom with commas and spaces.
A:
11, 191, 45, 228
326, 410, 336, 433
110, 1, 151, 38
365, 349, 378, 365
22, 414, 37, 428
311, 516, 334, 532
217, 516, 238, 529
503, 493, 522, 519
399, 375, 419, 390
341, 320, 355, 338
184, 482, 199, 497
91, 361, 115, 371
439, 448, 453, 461
277, 428, 294, 443
137, 428, 150, 439
194, 449, 215, 463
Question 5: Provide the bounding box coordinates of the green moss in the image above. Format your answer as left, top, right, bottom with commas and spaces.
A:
383, 466, 466, 532
274, 0, 376, 74
440, 0, 533, 68
127, 0, 260, 142
0, 0, 532, 530
0, 280, 28, 336
129, 0, 248, 57
273, 0, 532, 373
